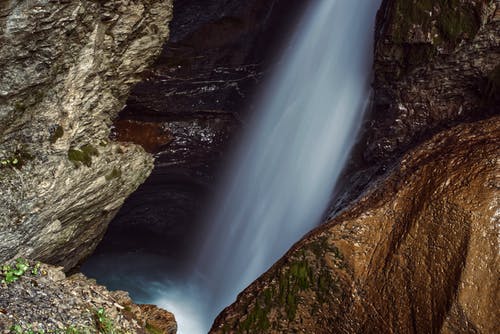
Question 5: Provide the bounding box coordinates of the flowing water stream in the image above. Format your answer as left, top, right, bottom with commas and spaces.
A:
83, 1, 381, 332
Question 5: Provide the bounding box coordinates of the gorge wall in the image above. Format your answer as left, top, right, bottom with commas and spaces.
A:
91, 0, 307, 265
0, 0, 173, 270
213, 116, 499, 334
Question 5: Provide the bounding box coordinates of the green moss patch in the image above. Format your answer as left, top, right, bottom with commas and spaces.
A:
145, 322, 163, 334
234, 238, 347, 332
389, 0, 481, 73
68, 144, 99, 167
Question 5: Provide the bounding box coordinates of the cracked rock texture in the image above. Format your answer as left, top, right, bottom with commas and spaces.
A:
212, 116, 499, 334
0, 261, 176, 333
0, 0, 173, 270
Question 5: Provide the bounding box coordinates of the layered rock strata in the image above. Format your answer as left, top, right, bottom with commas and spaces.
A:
0, 0, 173, 270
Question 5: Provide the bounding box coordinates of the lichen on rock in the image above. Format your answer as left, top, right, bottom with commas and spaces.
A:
0, 0, 174, 270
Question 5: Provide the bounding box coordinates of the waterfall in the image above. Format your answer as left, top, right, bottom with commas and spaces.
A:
155, 0, 383, 332
81, 1, 381, 332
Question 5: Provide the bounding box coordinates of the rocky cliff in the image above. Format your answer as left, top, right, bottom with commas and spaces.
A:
211, 1, 500, 333
368, 0, 499, 162
88, 0, 306, 271
0, 0, 173, 270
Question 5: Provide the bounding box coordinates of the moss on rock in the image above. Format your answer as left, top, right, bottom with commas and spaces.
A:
387, 0, 482, 74
68, 144, 99, 167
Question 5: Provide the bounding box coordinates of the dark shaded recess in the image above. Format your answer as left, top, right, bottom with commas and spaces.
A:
90, 0, 307, 261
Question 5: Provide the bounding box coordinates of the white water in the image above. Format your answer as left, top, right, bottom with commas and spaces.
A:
152, 0, 380, 334
153, 1, 382, 332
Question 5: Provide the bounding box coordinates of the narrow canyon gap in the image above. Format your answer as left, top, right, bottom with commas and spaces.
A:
84, 0, 382, 333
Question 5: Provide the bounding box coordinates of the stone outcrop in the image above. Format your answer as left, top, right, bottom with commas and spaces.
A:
368, 0, 499, 162
211, 116, 499, 334
0, 260, 177, 333
332, 0, 499, 214
210, 1, 500, 332
0, 0, 173, 270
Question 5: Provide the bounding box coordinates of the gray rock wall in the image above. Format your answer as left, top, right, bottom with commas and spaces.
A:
0, 0, 173, 270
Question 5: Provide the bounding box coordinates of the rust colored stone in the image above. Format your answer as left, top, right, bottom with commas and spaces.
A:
138, 304, 178, 334
113, 119, 173, 153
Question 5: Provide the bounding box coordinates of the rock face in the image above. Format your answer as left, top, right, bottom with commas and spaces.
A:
0, 260, 176, 333
332, 0, 499, 214
366, 0, 499, 162
211, 116, 499, 334
0, 0, 173, 270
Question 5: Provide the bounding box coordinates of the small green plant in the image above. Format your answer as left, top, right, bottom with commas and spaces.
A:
0, 148, 33, 170
1, 258, 29, 284
95, 308, 115, 334
31, 262, 41, 276
0, 157, 20, 168
10, 325, 23, 334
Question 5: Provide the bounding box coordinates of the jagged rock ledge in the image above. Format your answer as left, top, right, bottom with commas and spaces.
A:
0, 260, 177, 333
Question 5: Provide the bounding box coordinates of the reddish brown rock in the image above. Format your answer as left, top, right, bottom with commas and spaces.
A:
211, 116, 499, 333
113, 120, 173, 153
139, 305, 177, 334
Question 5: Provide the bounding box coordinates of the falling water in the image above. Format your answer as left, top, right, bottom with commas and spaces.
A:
84, 1, 382, 333
161, 0, 382, 331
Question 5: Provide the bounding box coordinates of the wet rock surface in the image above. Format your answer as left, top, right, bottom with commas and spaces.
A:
0, 260, 176, 333
367, 0, 499, 162
331, 1, 500, 213
212, 116, 500, 334
0, 0, 173, 270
